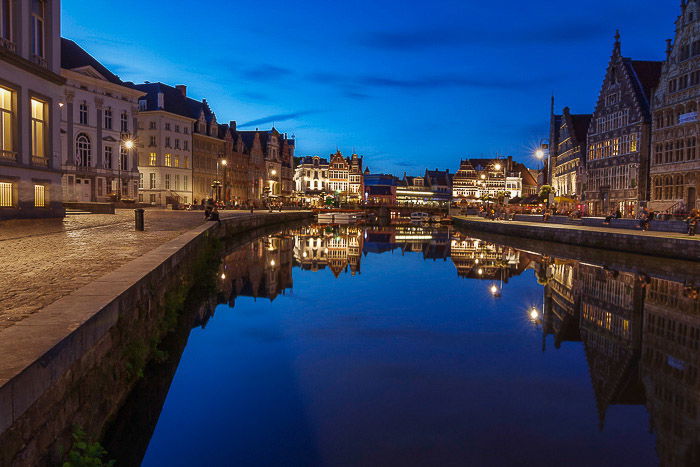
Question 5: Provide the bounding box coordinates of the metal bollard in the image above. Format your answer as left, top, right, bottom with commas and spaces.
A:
134, 208, 145, 231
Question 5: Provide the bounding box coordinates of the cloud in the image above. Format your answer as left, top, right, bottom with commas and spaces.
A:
239, 110, 319, 128
240, 64, 294, 82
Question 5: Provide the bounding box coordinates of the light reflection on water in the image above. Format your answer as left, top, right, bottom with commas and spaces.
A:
132, 224, 699, 467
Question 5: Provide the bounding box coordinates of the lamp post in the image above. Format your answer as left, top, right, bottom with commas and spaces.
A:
221, 159, 228, 204
120, 139, 135, 202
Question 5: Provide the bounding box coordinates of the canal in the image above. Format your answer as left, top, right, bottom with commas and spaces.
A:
105, 223, 699, 466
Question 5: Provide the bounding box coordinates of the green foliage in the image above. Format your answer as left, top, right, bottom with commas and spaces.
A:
62, 427, 114, 467
539, 185, 555, 201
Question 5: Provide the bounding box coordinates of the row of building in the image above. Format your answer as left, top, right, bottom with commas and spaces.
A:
548, 1, 700, 216
0, 0, 295, 219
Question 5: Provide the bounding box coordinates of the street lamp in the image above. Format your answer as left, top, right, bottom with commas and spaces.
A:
221, 159, 228, 203
119, 138, 135, 202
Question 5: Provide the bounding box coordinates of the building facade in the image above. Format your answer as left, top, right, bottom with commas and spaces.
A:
59, 39, 143, 203
0, 0, 65, 219
131, 83, 194, 206
347, 153, 364, 203
191, 100, 224, 204
550, 108, 591, 199
452, 157, 522, 202
584, 33, 661, 217
294, 155, 329, 205
650, 1, 700, 213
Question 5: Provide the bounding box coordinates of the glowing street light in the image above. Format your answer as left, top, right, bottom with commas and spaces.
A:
535, 149, 545, 160
494, 163, 502, 171
529, 308, 540, 321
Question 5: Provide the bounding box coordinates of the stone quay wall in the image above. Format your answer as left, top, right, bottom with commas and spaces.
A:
453, 217, 700, 262
0, 212, 313, 466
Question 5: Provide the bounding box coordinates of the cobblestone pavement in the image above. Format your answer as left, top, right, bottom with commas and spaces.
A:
0, 209, 255, 330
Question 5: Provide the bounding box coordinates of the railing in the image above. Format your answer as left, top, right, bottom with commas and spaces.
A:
0, 150, 18, 162
0, 37, 16, 53
32, 156, 50, 168
30, 54, 48, 69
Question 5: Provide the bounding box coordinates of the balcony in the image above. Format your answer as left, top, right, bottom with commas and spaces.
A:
32, 156, 50, 168
0, 150, 18, 163
0, 37, 16, 53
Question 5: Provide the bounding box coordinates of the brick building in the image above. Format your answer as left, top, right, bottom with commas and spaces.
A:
550, 107, 591, 200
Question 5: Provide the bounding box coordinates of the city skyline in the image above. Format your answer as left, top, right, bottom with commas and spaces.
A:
62, 0, 676, 174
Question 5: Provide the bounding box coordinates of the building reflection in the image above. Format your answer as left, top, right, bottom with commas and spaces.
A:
450, 231, 535, 282
537, 254, 700, 466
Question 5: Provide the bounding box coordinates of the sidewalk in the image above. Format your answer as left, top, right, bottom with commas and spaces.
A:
0, 209, 261, 331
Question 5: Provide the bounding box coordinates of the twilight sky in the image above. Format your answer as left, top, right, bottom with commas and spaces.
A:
62, 0, 677, 174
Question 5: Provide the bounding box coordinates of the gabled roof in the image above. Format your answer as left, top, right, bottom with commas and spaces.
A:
61, 38, 124, 86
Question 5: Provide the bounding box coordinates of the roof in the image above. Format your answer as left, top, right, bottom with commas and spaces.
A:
570, 113, 592, 144
366, 185, 394, 196
628, 60, 663, 101
61, 38, 124, 86
130, 82, 215, 122
513, 162, 538, 186
298, 156, 329, 165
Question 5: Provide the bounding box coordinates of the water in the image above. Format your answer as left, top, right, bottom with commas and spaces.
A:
111, 224, 700, 466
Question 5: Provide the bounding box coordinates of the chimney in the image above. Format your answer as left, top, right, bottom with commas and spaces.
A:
230, 121, 237, 131
176, 85, 187, 97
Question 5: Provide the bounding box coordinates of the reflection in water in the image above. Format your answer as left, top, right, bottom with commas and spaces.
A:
110, 224, 699, 466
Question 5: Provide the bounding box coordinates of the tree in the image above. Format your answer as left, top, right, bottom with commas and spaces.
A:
539, 185, 555, 203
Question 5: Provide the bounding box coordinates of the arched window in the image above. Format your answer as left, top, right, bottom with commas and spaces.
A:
76, 134, 91, 167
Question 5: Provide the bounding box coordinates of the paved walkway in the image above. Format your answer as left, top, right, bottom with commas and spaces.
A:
458, 215, 700, 242
0, 209, 266, 331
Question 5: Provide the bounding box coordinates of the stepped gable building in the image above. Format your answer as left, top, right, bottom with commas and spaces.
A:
550, 107, 591, 199
0, 0, 65, 219
60, 39, 144, 204
424, 168, 453, 195
584, 32, 662, 217
130, 82, 196, 206
222, 121, 252, 205
236, 128, 295, 202
650, 0, 700, 213
451, 157, 522, 201
190, 97, 224, 204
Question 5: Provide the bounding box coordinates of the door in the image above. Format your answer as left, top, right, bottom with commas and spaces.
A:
689, 187, 697, 211
76, 179, 91, 202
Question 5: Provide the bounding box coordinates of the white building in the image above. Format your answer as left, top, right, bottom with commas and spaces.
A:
294, 155, 329, 204
0, 0, 65, 219
59, 39, 144, 203
131, 83, 195, 206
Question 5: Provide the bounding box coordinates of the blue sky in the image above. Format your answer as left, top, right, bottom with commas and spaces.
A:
62, 0, 677, 174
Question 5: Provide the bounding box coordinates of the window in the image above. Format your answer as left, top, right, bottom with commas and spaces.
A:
139, 173, 143, 189
183, 141, 189, 150
1, 0, 12, 42
175, 125, 180, 133
183, 176, 188, 191
165, 137, 171, 148
76, 134, 91, 166
104, 108, 112, 129
165, 123, 171, 131
149, 194, 156, 204
165, 174, 171, 189
183, 156, 189, 168
138, 100, 147, 111
149, 121, 156, 130
149, 135, 156, 147
34, 184, 46, 207
175, 139, 180, 149
0, 181, 13, 206
184, 127, 189, 135
164, 153, 171, 166
149, 173, 156, 189
79, 102, 88, 125
31, 0, 45, 58
173, 157, 179, 168
120, 111, 128, 132
104, 146, 113, 168
175, 174, 180, 190
0, 85, 12, 159
30, 98, 46, 158
149, 152, 157, 166
120, 146, 128, 170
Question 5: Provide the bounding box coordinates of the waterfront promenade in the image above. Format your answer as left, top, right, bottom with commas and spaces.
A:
0, 209, 280, 331
454, 216, 700, 262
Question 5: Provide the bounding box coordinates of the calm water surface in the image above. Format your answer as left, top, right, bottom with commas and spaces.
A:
119, 224, 698, 466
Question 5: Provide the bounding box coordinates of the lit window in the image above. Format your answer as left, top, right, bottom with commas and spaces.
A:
149, 153, 157, 166
34, 184, 46, 207
31, 0, 45, 58
173, 157, 179, 168
164, 153, 171, 167
0, 85, 14, 159
0, 181, 13, 207
139, 172, 143, 189
30, 98, 46, 158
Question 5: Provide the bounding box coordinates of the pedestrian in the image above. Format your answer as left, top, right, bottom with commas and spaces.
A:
686, 209, 699, 236
208, 207, 222, 225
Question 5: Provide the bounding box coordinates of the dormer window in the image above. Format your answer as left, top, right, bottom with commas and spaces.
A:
138, 99, 147, 111
31, 0, 45, 58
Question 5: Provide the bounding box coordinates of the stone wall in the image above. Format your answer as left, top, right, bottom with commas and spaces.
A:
0, 212, 312, 466
453, 217, 700, 262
